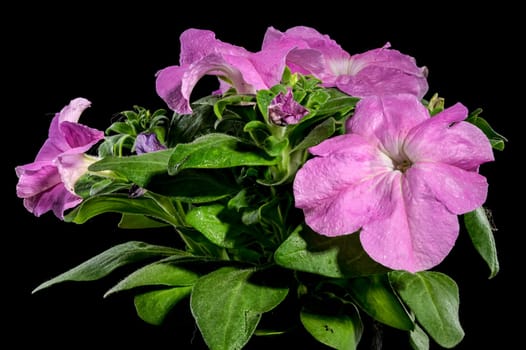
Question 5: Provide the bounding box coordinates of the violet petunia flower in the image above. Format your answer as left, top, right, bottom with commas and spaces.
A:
268, 87, 309, 125
155, 29, 294, 115
293, 94, 494, 272
262, 26, 429, 99
15, 98, 104, 219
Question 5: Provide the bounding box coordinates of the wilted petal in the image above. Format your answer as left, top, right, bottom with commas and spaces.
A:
360, 173, 459, 272
404, 102, 494, 170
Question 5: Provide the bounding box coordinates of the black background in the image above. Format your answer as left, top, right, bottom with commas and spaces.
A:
6, 3, 520, 349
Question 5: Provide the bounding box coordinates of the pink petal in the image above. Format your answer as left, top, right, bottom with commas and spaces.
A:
56, 154, 99, 193
179, 29, 250, 66
294, 134, 395, 236
263, 26, 348, 59
336, 65, 429, 99
156, 54, 261, 115
23, 183, 81, 219
346, 95, 429, 156
404, 102, 494, 170
35, 99, 100, 161
36, 116, 69, 160
15, 163, 60, 198
249, 47, 292, 88
57, 97, 91, 124
59, 121, 104, 152
155, 65, 191, 114
300, 171, 399, 236
361, 173, 459, 272
410, 163, 489, 214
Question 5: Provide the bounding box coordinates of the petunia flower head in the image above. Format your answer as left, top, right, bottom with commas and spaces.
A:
293, 94, 494, 272
262, 26, 429, 99
268, 87, 309, 125
15, 98, 104, 219
155, 28, 295, 115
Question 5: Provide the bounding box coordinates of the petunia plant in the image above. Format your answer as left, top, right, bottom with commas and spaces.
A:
17, 26, 506, 349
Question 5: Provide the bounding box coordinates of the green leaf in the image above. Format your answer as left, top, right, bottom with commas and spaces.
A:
466, 112, 507, 151
32, 241, 181, 293
64, 194, 180, 226
274, 226, 389, 278
213, 94, 256, 119
106, 121, 137, 135
186, 204, 249, 248
118, 214, 170, 229
409, 323, 430, 350
291, 117, 336, 152
74, 173, 130, 198
191, 266, 289, 350
168, 133, 276, 175
89, 149, 172, 187
312, 88, 358, 117
463, 207, 500, 278
300, 302, 362, 350
104, 261, 199, 297
347, 274, 414, 331
146, 169, 240, 203
134, 286, 193, 325
389, 271, 464, 348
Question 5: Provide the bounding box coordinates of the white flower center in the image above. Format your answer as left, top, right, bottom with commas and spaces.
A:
327, 57, 368, 76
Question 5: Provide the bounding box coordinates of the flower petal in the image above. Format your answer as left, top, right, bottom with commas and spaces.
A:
56, 154, 99, 193
58, 122, 104, 152
23, 183, 81, 219
57, 97, 91, 124
294, 134, 395, 236
179, 28, 250, 66
361, 172, 459, 272
15, 163, 60, 198
156, 54, 261, 114
410, 162, 489, 214
155, 65, 191, 114
404, 102, 494, 170
334, 45, 428, 99
346, 95, 429, 158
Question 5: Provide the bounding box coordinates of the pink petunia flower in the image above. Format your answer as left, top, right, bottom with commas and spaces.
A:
15, 98, 104, 219
155, 28, 294, 115
293, 94, 494, 272
262, 26, 429, 99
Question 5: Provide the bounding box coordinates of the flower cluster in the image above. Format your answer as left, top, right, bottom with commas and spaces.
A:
17, 26, 505, 349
